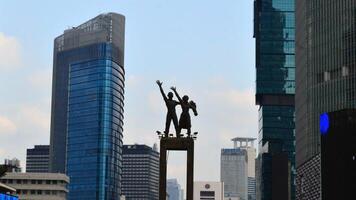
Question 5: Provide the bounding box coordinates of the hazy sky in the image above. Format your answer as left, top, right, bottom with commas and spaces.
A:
0, 0, 257, 192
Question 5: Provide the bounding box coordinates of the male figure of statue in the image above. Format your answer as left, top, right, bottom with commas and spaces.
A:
156, 80, 180, 137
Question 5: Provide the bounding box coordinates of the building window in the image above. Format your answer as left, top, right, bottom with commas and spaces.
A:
324, 71, 330, 81
200, 191, 215, 196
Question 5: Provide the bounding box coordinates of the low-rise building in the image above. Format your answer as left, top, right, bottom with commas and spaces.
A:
0, 173, 69, 200
194, 181, 224, 200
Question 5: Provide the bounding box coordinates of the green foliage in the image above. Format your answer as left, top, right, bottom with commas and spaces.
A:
0, 165, 7, 177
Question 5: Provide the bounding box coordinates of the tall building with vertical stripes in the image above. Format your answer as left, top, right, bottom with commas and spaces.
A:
49, 13, 125, 200
254, 0, 296, 199
295, 0, 356, 199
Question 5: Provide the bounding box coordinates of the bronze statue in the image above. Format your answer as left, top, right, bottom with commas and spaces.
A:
171, 87, 198, 136
156, 80, 179, 137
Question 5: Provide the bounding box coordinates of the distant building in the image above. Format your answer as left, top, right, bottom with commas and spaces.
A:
231, 138, 256, 200
26, 145, 49, 173
179, 189, 184, 200
194, 181, 224, 200
220, 148, 247, 200
0, 159, 21, 173
122, 144, 159, 199
0, 173, 69, 200
167, 179, 182, 200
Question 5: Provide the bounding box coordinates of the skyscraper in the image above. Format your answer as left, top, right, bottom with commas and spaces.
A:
167, 179, 183, 200
121, 144, 159, 199
295, 0, 356, 199
49, 13, 125, 200
231, 138, 256, 200
253, 0, 296, 199
26, 145, 49, 173
220, 146, 248, 200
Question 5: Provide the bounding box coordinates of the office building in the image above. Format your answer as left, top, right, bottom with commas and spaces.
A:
295, 1, 356, 199
0, 159, 21, 173
26, 145, 49, 173
121, 144, 159, 199
49, 13, 125, 200
220, 147, 247, 200
253, 0, 296, 199
194, 181, 224, 200
0, 173, 69, 200
231, 138, 256, 200
167, 179, 182, 200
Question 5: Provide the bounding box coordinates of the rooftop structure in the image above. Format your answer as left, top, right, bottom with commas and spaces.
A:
0, 173, 69, 200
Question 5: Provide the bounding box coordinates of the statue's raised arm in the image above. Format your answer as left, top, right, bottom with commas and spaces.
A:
171, 87, 182, 103
156, 80, 167, 102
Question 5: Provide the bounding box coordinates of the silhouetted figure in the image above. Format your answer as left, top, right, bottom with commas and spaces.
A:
156, 80, 179, 137
171, 87, 198, 136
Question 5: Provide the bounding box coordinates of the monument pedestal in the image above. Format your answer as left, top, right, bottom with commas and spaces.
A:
159, 137, 194, 200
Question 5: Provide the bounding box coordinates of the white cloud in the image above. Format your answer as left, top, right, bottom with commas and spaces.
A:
20, 105, 50, 132
27, 69, 52, 89
0, 32, 22, 71
0, 148, 5, 157
0, 104, 51, 170
0, 116, 17, 134
126, 75, 144, 88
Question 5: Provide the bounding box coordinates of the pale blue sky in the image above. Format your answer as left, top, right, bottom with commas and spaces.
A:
0, 0, 257, 191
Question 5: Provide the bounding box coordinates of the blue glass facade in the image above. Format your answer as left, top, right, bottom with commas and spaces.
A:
0, 194, 18, 200
254, 0, 295, 200
66, 44, 124, 200
255, 0, 295, 97
49, 13, 125, 200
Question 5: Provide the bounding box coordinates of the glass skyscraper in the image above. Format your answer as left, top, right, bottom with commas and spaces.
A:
253, 0, 295, 199
49, 13, 125, 200
295, 0, 356, 199
220, 148, 248, 200
167, 179, 183, 200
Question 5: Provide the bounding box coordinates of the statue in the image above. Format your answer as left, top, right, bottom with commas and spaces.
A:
156, 80, 198, 138
156, 80, 179, 137
171, 87, 198, 136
